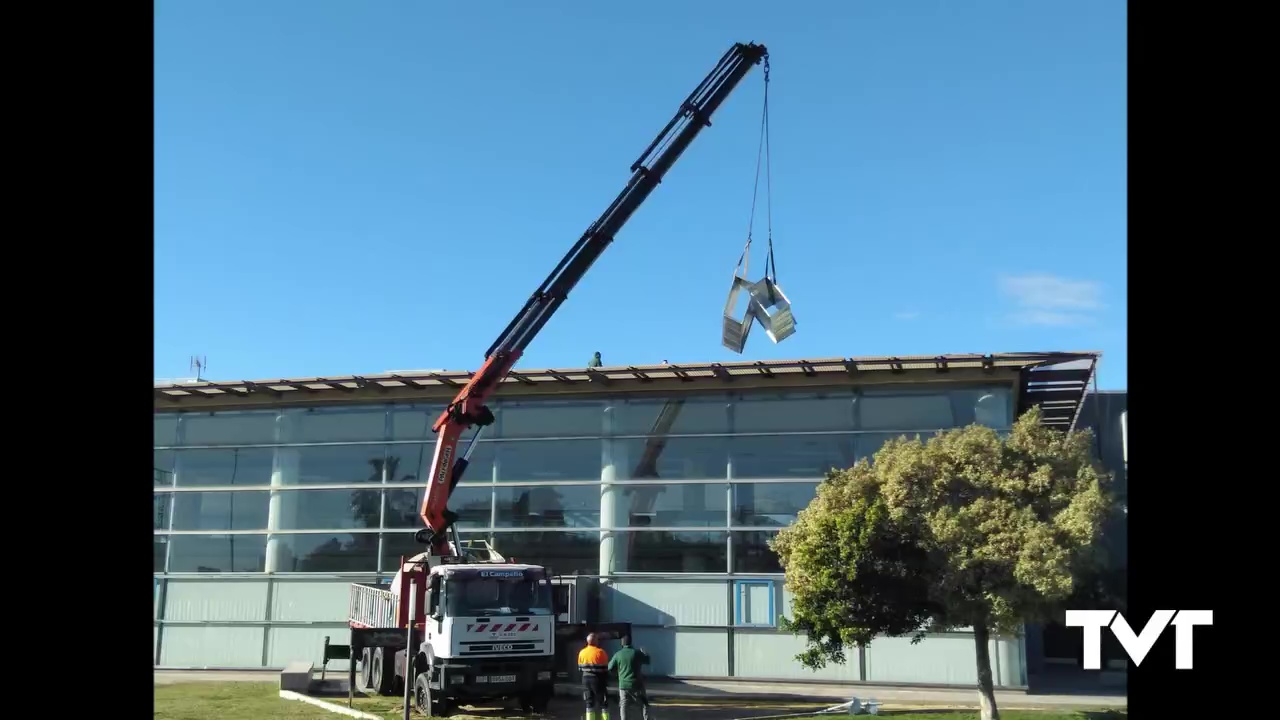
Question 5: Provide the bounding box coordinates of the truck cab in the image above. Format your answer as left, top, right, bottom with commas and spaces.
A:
333, 543, 631, 717
393, 558, 557, 714
335, 542, 555, 716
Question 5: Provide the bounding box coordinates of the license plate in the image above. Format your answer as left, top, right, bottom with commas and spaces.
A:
480, 674, 517, 684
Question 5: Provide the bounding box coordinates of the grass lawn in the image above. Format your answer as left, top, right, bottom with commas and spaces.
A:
155, 682, 405, 720
153, 682, 1127, 720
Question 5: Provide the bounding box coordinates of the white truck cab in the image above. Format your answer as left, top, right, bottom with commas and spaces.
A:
397, 561, 556, 663
333, 540, 630, 717
351, 545, 558, 716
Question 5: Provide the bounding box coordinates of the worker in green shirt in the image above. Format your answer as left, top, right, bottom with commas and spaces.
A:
607, 635, 653, 720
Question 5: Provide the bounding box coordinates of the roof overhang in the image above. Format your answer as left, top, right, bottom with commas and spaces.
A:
1014, 355, 1100, 431
154, 351, 1100, 429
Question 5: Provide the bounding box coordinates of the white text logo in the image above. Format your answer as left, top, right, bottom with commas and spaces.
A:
1064, 610, 1212, 669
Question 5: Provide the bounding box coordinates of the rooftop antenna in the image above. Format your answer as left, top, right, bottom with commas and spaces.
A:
190, 355, 207, 382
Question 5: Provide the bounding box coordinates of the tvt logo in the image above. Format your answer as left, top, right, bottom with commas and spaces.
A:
1065, 610, 1212, 669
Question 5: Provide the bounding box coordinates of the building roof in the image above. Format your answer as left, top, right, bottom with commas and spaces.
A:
154, 351, 1100, 430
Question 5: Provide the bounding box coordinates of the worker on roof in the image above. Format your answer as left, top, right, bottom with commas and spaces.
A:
588, 351, 603, 368
609, 635, 653, 720
577, 632, 611, 720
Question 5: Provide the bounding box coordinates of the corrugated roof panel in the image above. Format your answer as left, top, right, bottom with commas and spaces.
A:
155, 351, 1101, 430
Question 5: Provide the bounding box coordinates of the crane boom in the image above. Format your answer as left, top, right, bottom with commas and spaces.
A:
416, 42, 770, 551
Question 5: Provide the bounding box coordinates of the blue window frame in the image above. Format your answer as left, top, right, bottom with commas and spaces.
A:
733, 579, 776, 627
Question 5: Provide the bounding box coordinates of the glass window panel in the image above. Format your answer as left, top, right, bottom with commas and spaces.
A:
293, 445, 388, 485
390, 404, 446, 441
385, 442, 496, 485
168, 534, 268, 573
489, 531, 601, 576
732, 483, 819, 528
181, 410, 279, 446
155, 536, 169, 572
623, 531, 728, 573
495, 440, 600, 483
171, 491, 271, 531
733, 392, 856, 433
730, 435, 856, 479
382, 531, 435, 571
947, 386, 1013, 428
273, 488, 383, 530
613, 396, 731, 436
616, 483, 727, 528
175, 448, 275, 487
496, 485, 599, 529
385, 485, 493, 529
155, 450, 176, 487
155, 494, 171, 530
283, 406, 388, 443
383, 444, 430, 483
733, 531, 782, 573
272, 533, 379, 572
155, 414, 179, 447
498, 400, 603, 438
855, 432, 934, 463
859, 389, 955, 431
614, 437, 727, 481
383, 531, 522, 572
386, 532, 601, 576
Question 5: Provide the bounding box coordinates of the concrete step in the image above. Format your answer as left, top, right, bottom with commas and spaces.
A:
279, 662, 315, 693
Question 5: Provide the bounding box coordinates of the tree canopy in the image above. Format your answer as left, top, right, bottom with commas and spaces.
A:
770, 407, 1112, 720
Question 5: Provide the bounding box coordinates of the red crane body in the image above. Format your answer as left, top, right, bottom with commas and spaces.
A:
416, 42, 770, 555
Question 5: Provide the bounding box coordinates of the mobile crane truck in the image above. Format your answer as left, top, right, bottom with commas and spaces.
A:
322, 41, 770, 717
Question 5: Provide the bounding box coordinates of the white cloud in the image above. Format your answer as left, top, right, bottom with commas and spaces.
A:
1010, 310, 1095, 327
1000, 274, 1103, 327
893, 310, 921, 321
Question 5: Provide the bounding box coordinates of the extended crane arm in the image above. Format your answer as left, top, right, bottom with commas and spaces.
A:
416, 42, 769, 552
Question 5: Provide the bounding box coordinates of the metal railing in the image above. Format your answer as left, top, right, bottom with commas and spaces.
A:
348, 583, 397, 628
456, 538, 506, 562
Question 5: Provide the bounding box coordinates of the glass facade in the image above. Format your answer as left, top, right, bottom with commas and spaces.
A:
154, 382, 1023, 682
154, 385, 1013, 576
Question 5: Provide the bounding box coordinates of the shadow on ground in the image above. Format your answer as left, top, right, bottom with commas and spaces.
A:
1026, 667, 1126, 698
870, 707, 1121, 712
450, 699, 831, 720
358, 701, 1125, 720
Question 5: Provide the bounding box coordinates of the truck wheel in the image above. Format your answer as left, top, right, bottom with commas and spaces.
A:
359, 648, 372, 692
414, 671, 451, 717
371, 647, 396, 696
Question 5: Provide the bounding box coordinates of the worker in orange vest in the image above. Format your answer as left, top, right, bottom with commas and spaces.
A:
577, 632, 611, 720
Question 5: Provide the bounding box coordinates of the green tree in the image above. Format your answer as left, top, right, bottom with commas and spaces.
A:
770, 407, 1110, 720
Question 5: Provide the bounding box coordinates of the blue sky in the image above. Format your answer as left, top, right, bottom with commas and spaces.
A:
155, 1, 1127, 388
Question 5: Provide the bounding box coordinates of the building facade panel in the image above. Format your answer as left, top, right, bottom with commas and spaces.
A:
603, 579, 730, 626
863, 633, 1026, 687
865, 634, 981, 685
271, 579, 358, 622
163, 578, 268, 622
154, 379, 1028, 685
160, 625, 266, 667
734, 630, 862, 681
629, 627, 731, 677
267, 625, 354, 671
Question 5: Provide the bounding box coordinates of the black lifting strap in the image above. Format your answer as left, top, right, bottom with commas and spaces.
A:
739, 57, 776, 296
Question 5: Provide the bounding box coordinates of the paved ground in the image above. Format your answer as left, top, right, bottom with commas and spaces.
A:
620, 679, 1125, 711
153, 670, 1126, 713
155, 670, 282, 685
